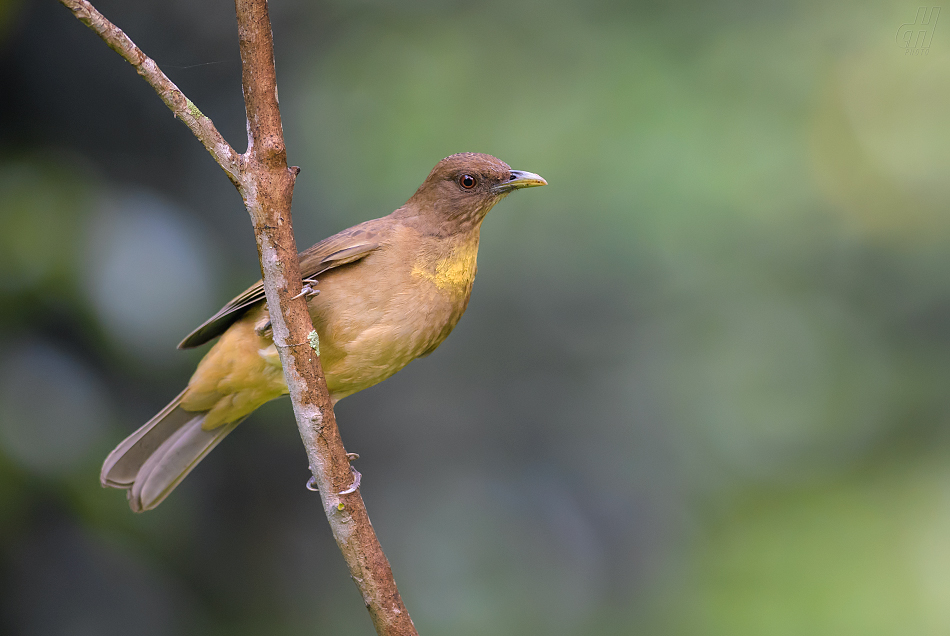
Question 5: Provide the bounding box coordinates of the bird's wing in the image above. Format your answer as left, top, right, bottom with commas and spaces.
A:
178, 222, 383, 349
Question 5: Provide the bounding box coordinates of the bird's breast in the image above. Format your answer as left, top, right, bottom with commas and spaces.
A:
293, 231, 482, 402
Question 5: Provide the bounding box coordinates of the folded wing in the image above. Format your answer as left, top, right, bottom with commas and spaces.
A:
178, 222, 382, 349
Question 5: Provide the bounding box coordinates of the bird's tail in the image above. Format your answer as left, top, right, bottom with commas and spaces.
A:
100, 390, 243, 512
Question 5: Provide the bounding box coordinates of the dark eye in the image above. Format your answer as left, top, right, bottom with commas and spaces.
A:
459, 174, 477, 189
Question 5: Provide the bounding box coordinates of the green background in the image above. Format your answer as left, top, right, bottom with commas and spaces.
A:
1, 0, 949, 634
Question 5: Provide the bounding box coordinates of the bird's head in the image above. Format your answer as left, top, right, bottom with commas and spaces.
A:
402, 153, 546, 229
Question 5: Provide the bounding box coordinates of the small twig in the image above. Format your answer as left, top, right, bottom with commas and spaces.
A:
57, 0, 241, 184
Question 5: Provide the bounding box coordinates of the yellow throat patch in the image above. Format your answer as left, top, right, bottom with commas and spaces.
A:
411, 241, 479, 293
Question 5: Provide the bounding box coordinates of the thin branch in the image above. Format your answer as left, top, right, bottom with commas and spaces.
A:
59, 0, 418, 634
57, 0, 241, 184
231, 1, 418, 633
235, 0, 285, 167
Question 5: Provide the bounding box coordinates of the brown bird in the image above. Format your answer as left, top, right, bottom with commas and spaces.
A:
100, 153, 546, 512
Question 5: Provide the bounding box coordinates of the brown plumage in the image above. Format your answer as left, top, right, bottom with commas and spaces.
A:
101, 153, 546, 511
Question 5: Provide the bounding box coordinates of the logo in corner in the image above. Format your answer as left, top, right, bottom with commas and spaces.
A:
897, 7, 940, 55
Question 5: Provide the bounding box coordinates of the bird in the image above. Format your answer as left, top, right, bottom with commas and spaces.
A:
100, 153, 546, 512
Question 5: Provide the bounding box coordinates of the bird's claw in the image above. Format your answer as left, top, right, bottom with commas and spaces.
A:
305, 453, 360, 495
291, 278, 321, 300
291, 285, 320, 300
338, 467, 361, 495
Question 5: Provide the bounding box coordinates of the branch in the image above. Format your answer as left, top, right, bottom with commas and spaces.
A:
59, 1, 418, 634
231, 1, 418, 634
58, 0, 241, 184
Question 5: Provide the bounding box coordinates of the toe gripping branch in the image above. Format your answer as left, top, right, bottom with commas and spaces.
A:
291, 278, 321, 300
305, 452, 361, 495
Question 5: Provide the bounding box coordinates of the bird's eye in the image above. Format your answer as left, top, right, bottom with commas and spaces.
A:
459, 174, 477, 189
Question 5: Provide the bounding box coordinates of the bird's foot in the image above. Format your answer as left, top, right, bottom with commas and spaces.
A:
338, 466, 361, 495
291, 286, 319, 300
291, 278, 321, 300
305, 454, 361, 494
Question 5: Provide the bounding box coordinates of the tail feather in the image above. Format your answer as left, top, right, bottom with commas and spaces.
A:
128, 414, 242, 512
101, 390, 192, 487
101, 391, 243, 512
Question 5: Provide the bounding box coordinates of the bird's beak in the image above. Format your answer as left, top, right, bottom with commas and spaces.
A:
495, 170, 547, 192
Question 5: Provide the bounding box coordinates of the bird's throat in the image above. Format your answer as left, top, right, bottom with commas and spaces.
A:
410, 235, 480, 294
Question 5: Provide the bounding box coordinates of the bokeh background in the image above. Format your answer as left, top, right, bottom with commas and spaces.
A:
2, 0, 950, 633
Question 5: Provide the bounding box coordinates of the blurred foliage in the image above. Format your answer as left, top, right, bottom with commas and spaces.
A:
2, 0, 950, 634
